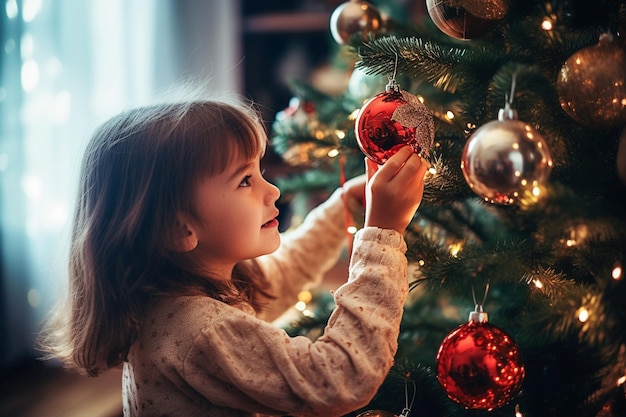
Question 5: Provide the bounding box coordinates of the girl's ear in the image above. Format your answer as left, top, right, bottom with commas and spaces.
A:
166, 217, 198, 253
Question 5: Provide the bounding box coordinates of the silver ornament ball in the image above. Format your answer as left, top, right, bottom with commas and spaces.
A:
461, 115, 553, 205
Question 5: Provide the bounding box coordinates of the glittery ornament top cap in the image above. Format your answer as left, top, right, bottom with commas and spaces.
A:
385, 77, 400, 93
498, 100, 518, 121
468, 304, 489, 323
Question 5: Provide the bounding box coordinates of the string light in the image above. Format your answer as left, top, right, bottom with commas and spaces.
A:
541, 18, 553, 30
346, 225, 358, 234
612, 263, 622, 280
577, 306, 589, 322
449, 242, 463, 258
295, 290, 313, 315
617, 375, 626, 386
327, 149, 339, 158
533, 279, 543, 289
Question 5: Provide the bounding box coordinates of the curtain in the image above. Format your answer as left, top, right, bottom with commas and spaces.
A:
0, 0, 242, 366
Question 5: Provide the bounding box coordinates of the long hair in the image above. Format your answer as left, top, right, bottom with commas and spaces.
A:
39, 98, 270, 376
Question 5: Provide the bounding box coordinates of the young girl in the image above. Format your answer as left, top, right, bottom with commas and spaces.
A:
39, 97, 428, 417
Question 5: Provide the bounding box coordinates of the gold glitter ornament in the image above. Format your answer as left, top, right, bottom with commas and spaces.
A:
461, 0, 507, 20
557, 32, 626, 128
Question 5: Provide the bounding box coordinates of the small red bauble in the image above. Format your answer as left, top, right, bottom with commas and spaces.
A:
436, 307, 525, 410
355, 86, 434, 165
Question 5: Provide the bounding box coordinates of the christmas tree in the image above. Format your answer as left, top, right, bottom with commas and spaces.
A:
270, 1, 626, 416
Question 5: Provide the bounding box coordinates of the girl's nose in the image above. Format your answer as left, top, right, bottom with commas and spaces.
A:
265, 179, 280, 204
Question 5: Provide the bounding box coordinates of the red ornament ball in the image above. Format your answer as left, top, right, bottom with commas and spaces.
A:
436, 318, 525, 410
355, 89, 435, 165
330, 0, 382, 45
426, 0, 506, 40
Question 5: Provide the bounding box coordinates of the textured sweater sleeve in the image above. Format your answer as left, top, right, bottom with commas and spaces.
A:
253, 189, 349, 321
182, 227, 409, 417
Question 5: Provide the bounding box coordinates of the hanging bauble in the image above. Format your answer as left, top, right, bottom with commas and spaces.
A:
426, 0, 507, 40
355, 80, 435, 165
330, 0, 383, 45
617, 128, 626, 186
557, 32, 626, 128
460, 103, 553, 205
436, 305, 525, 410
275, 97, 316, 128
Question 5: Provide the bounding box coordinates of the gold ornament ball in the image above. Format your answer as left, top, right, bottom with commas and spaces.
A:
557, 33, 626, 128
330, 0, 382, 45
426, 0, 506, 40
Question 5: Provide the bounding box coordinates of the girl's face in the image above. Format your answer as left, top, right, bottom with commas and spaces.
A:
184, 150, 281, 277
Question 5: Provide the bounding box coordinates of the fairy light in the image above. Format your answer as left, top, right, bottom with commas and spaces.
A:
428, 166, 437, 175
449, 242, 463, 258
612, 263, 622, 280
296, 290, 313, 314
515, 404, 524, 417
577, 306, 590, 322
533, 279, 543, 289
298, 290, 312, 303
541, 18, 553, 30
327, 149, 339, 158
335, 130, 346, 139
617, 375, 626, 386
346, 225, 358, 235
418, 259, 425, 267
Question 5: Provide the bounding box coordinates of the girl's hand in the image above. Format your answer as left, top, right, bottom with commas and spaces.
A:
342, 174, 366, 208
364, 147, 428, 234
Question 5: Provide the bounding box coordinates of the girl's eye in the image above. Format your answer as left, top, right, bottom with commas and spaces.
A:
239, 175, 252, 187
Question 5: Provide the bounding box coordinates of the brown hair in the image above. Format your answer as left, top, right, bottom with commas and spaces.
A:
39, 98, 270, 376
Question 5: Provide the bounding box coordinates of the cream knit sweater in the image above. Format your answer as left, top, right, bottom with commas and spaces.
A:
122, 190, 409, 417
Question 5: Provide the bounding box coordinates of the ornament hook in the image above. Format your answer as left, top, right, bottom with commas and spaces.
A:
399, 379, 416, 417
471, 282, 490, 308
470, 282, 490, 322
386, 52, 400, 93
499, 73, 518, 121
